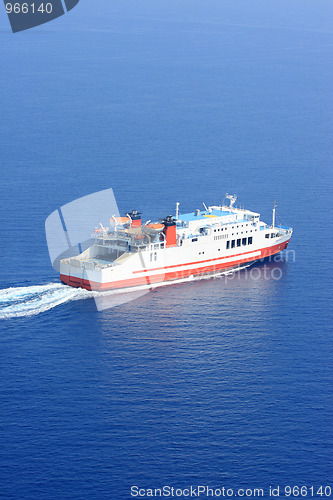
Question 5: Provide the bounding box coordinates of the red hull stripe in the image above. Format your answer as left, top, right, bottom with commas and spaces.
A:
132, 240, 289, 274
60, 239, 289, 291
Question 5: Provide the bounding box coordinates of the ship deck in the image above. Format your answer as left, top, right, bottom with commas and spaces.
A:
178, 209, 234, 222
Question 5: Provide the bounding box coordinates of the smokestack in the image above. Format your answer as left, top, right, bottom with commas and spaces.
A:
162, 215, 177, 247
127, 210, 142, 227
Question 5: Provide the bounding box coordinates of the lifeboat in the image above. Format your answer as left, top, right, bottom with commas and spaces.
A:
143, 223, 164, 235
110, 216, 131, 226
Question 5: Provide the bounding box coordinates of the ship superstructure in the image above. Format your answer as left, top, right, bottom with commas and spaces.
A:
60, 196, 293, 291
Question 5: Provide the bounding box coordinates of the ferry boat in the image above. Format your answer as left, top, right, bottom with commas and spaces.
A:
60, 195, 293, 291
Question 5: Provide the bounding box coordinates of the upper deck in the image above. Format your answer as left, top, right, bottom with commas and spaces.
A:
177, 209, 233, 222
176, 205, 260, 229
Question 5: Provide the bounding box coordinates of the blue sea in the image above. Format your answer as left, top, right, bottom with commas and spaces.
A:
0, 1, 332, 498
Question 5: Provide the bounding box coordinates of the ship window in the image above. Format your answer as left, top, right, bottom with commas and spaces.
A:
160, 243, 164, 248
154, 252, 157, 261
265, 234, 269, 238
226, 241, 230, 249
237, 239, 241, 247
150, 253, 153, 262
271, 233, 275, 238
214, 229, 216, 232
154, 244, 159, 249
242, 238, 247, 245
248, 237, 253, 245
231, 240, 235, 248
192, 238, 198, 242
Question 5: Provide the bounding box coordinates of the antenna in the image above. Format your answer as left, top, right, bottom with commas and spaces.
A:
225, 193, 237, 209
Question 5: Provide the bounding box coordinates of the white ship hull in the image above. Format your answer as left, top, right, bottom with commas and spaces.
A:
60, 201, 292, 291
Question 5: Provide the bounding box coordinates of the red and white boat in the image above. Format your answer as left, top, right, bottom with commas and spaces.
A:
60, 195, 293, 291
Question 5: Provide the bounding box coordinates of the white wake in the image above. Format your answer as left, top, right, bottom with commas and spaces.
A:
0, 283, 93, 320
0, 264, 251, 319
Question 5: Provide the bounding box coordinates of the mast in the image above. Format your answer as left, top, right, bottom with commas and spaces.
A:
272, 201, 276, 229
175, 202, 180, 220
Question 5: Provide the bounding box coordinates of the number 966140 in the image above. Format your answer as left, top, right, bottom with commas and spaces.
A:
6, 3, 53, 14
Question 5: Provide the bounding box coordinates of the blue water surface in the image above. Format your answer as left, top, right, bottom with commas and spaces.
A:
0, 1, 332, 498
